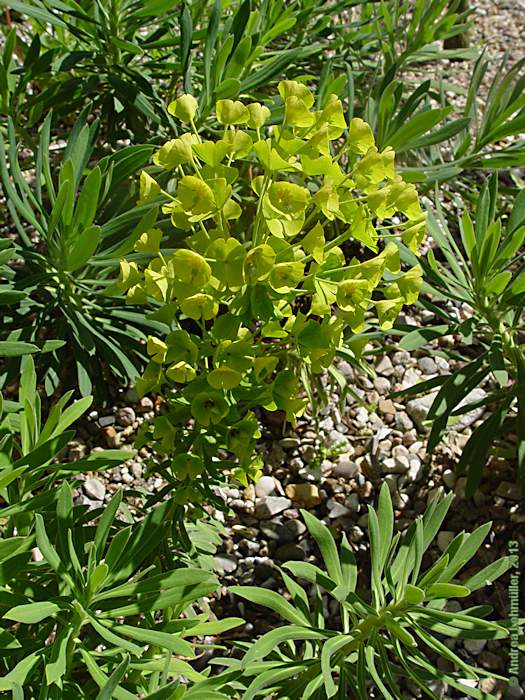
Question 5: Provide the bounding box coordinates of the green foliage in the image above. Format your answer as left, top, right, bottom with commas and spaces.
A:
395, 176, 525, 494
0, 356, 129, 532
227, 484, 513, 699
122, 83, 424, 501
0, 109, 165, 396
0, 483, 241, 696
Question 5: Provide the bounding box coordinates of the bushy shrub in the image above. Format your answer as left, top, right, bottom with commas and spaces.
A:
396, 175, 525, 494
228, 485, 512, 699
118, 84, 426, 507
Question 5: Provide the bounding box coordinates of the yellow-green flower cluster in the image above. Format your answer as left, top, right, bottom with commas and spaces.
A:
119, 83, 425, 489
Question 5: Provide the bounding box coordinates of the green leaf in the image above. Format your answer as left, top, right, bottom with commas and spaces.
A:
95, 655, 131, 700
0, 341, 39, 357
46, 627, 72, 686
66, 225, 101, 272
426, 583, 470, 599
301, 510, 342, 585
242, 626, 326, 668
230, 586, 307, 626
4, 601, 61, 624
110, 623, 194, 656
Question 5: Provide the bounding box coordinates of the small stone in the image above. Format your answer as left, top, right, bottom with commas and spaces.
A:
255, 476, 277, 498
464, 639, 487, 655
373, 377, 391, 395
214, 554, 238, 574
116, 406, 136, 427
378, 398, 396, 415
275, 543, 305, 562
344, 493, 360, 511
137, 396, 154, 413
456, 388, 487, 429
67, 440, 86, 461
406, 393, 438, 430
332, 455, 359, 479
284, 519, 307, 539
279, 437, 301, 449
442, 469, 456, 489
395, 411, 414, 432
102, 426, 120, 447
358, 481, 373, 498
402, 367, 421, 388
495, 482, 521, 501
376, 356, 394, 376
83, 478, 106, 501
478, 651, 504, 672
407, 456, 423, 481
255, 496, 292, 519
384, 474, 398, 494
327, 501, 351, 519
437, 531, 455, 552
98, 415, 115, 428
285, 483, 321, 508
478, 679, 498, 694
417, 357, 438, 374
299, 444, 316, 463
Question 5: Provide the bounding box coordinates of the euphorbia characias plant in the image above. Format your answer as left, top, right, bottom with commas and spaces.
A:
118, 82, 426, 505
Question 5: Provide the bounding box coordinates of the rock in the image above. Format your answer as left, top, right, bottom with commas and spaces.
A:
478, 679, 498, 694
255, 476, 277, 498
279, 437, 301, 449
456, 388, 487, 429
402, 368, 421, 388
116, 406, 136, 427
407, 456, 423, 481
395, 411, 414, 432
442, 469, 456, 488
299, 444, 317, 463
464, 639, 487, 655
137, 396, 154, 413
214, 554, 238, 574
406, 393, 438, 430
344, 493, 359, 511
373, 377, 391, 395
284, 519, 307, 539
332, 455, 359, 479
275, 543, 305, 562
392, 444, 410, 471
378, 398, 396, 415
418, 357, 438, 375
478, 651, 504, 672
83, 477, 106, 501
98, 415, 115, 428
285, 483, 321, 508
495, 481, 521, 501
376, 356, 394, 376
255, 497, 292, 519
327, 501, 351, 519
102, 426, 120, 447
392, 351, 411, 365
260, 520, 292, 544
67, 440, 87, 461
437, 531, 455, 552
384, 474, 398, 494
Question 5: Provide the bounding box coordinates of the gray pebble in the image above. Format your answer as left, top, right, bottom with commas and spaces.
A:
83, 477, 106, 501
116, 406, 136, 427
255, 497, 292, 519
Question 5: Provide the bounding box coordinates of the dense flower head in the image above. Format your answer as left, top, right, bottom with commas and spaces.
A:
121, 83, 425, 493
